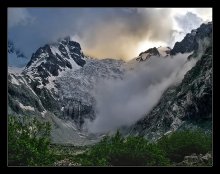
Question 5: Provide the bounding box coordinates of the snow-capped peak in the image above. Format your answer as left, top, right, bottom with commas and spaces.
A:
135, 46, 171, 62
21, 37, 87, 94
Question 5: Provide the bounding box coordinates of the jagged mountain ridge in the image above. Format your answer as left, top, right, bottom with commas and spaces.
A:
8, 36, 125, 144
23, 36, 85, 88
136, 46, 171, 62
124, 23, 212, 140
170, 22, 212, 55
126, 45, 212, 140
8, 22, 212, 144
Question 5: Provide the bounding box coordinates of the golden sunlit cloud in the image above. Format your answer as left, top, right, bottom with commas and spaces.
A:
8, 8, 212, 61
74, 8, 212, 61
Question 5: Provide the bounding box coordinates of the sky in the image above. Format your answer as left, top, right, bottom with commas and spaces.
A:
8, 8, 212, 61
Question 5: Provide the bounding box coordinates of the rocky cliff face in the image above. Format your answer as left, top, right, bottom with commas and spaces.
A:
127, 41, 212, 140
170, 22, 212, 55
8, 36, 125, 144
8, 22, 212, 144
24, 36, 85, 86
56, 58, 125, 128
136, 47, 171, 62
8, 72, 45, 116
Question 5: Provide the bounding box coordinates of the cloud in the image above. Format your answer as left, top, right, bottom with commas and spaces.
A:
77, 8, 174, 60
86, 53, 195, 134
195, 8, 212, 22
8, 8, 212, 61
167, 11, 204, 47
8, 8, 174, 61
174, 12, 203, 33
8, 8, 34, 28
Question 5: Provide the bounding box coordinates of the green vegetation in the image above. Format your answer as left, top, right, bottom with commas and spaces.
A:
75, 131, 170, 166
8, 115, 212, 166
49, 143, 90, 162
8, 116, 56, 166
157, 130, 212, 163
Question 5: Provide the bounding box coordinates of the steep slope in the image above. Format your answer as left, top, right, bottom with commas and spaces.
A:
127, 37, 212, 140
8, 37, 86, 115
8, 70, 46, 117
170, 22, 212, 55
23, 36, 85, 91
8, 22, 212, 144
8, 36, 125, 144
56, 58, 125, 128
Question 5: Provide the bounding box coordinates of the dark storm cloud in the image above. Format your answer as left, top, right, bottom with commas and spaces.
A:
8, 8, 211, 61
8, 8, 174, 60
76, 8, 174, 60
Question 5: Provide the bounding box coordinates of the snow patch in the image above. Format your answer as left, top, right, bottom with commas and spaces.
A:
50, 46, 62, 60
34, 59, 47, 67
41, 110, 47, 118
10, 74, 20, 85
66, 47, 81, 70
18, 102, 35, 111
39, 52, 49, 58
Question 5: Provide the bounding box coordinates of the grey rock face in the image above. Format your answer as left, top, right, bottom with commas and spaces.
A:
177, 153, 212, 166
56, 58, 125, 127
8, 37, 125, 144
128, 45, 212, 140
136, 46, 171, 62
170, 22, 212, 55
8, 37, 88, 118
53, 159, 81, 166
8, 22, 212, 145
124, 22, 213, 140
8, 73, 45, 116
25, 36, 85, 82
136, 47, 160, 61
139, 47, 160, 57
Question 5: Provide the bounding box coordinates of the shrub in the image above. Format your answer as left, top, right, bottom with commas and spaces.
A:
8, 115, 55, 166
157, 130, 212, 163
77, 131, 170, 166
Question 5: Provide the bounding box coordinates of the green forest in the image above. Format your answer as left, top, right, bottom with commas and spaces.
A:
8, 116, 212, 166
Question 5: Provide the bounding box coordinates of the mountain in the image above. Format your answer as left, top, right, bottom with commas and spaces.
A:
23, 36, 85, 86
124, 23, 212, 140
126, 46, 171, 71
8, 40, 29, 68
136, 46, 171, 62
8, 22, 212, 145
8, 36, 125, 145
170, 22, 212, 55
